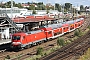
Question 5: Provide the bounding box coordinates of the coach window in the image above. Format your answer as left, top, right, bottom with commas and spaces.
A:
54, 33, 57, 36
58, 32, 62, 34
64, 28, 65, 30
66, 27, 68, 30
75, 24, 77, 26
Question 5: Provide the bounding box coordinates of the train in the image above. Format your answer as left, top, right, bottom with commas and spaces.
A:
11, 17, 84, 49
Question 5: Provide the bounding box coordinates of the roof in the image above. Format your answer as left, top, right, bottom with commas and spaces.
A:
12, 17, 55, 23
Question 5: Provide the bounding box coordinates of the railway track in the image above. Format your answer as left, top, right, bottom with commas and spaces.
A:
0, 15, 90, 60
39, 28, 90, 60
10, 41, 57, 60
0, 38, 57, 60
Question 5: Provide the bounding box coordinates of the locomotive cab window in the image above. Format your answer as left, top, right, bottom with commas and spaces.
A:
22, 36, 25, 40
12, 36, 21, 40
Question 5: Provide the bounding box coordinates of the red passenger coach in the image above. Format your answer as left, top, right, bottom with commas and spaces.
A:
66, 20, 75, 32
80, 18, 84, 25
74, 19, 80, 28
62, 24, 69, 33
51, 23, 63, 38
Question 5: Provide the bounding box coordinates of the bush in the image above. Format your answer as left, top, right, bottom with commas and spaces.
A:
5, 55, 10, 59
57, 38, 65, 47
36, 47, 43, 55
88, 26, 90, 29
74, 29, 81, 37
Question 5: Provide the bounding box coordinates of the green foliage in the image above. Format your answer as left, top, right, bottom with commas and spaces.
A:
17, 54, 21, 60
32, 10, 36, 14
46, 10, 49, 14
44, 53, 47, 56
80, 5, 84, 11
36, 47, 43, 55
1, 1, 80, 12
51, 48, 55, 52
79, 48, 90, 60
15, 3, 23, 8
65, 3, 72, 12
74, 29, 82, 37
55, 3, 61, 12
74, 29, 79, 36
88, 26, 90, 29
5, 55, 10, 59
57, 38, 65, 46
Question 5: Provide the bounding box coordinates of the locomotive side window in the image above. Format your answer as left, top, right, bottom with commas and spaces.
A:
22, 36, 25, 40
12, 36, 20, 40
48, 31, 52, 34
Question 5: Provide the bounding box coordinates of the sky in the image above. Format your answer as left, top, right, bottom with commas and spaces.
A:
2, 0, 90, 7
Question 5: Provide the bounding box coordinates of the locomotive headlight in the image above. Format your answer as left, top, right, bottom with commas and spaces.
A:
12, 42, 21, 45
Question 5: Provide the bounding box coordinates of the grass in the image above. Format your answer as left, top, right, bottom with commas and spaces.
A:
25, 46, 60, 60
78, 48, 90, 60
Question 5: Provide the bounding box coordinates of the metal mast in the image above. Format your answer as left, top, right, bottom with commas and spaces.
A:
11, 0, 13, 18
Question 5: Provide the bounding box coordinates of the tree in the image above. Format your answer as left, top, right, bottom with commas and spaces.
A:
27, 2, 30, 5
38, 2, 43, 5
55, 3, 61, 11
80, 5, 84, 11
46, 10, 49, 14
15, 3, 23, 8
28, 4, 35, 10
32, 10, 36, 14
65, 3, 72, 12
6, 1, 11, 8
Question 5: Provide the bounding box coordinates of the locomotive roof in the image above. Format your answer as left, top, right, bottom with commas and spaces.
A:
27, 30, 42, 34
13, 32, 26, 36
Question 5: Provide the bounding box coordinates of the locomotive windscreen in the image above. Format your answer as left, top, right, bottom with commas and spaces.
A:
12, 36, 21, 40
